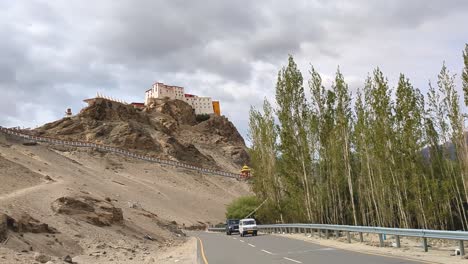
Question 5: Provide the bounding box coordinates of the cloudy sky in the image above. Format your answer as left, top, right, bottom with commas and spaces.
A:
1, 1, 467, 141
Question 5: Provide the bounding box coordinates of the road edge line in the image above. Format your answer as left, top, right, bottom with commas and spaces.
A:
197, 237, 209, 264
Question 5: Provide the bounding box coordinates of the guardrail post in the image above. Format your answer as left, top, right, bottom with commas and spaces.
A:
325, 229, 329, 239
347, 231, 351, 243
422, 238, 428, 252
459, 240, 465, 257
318, 229, 321, 238
359, 232, 364, 243
395, 235, 401, 248
379, 234, 384, 247
335, 230, 340, 238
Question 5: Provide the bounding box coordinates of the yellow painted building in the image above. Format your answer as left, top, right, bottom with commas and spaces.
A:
212, 101, 221, 116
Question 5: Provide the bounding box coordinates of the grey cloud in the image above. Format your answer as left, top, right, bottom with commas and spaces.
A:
0, 0, 467, 138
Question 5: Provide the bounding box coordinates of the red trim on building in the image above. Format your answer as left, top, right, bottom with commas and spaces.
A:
131, 102, 145, 109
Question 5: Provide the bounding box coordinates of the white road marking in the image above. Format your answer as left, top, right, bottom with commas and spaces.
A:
320, 248, 336, 251
285, 248, 337, 254
261, 249, 274, 255
240, 240, 245, 242
232, 237, 237, 240
283, 257, 302, 263
248, 243, 256, 247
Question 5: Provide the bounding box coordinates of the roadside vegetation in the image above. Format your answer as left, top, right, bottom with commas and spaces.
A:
225, 196, 260, 220
248, 44, 468, 230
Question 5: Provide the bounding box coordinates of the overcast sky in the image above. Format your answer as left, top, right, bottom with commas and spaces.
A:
1, 1, 467, 142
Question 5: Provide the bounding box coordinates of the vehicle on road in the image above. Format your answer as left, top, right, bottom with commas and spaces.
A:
239, 218, 257, 237
226, 219, 240, 235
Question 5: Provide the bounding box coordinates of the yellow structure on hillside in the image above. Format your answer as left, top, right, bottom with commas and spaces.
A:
212, 101, 221, 116
240, 165, 251, 179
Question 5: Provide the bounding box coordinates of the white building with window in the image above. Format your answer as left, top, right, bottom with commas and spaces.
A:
183, 94, 214, 115
145, 82, 184, 104
145, 82, 215, 115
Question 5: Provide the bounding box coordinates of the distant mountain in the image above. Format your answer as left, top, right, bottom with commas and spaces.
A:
421, 132, 468, 160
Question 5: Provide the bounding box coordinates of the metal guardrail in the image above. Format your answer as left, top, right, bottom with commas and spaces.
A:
210, 223, 468, 257
207, 227, 226, 232
0, 126, 241, 179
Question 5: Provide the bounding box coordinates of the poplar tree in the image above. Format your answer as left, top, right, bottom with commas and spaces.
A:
332, 67, 357, 225
462, 44, 468, 106
368, 68, 400, 227
308, 66, 329, 224
248, 99, 283, 222
439, 64, 468, 228
275, 55, 313, 222
394, 74, 425, 228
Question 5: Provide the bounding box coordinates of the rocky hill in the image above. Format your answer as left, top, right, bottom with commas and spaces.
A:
33, 98, 249, 172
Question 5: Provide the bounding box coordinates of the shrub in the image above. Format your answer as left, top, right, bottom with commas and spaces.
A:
225, 196, 260, 219
196, 114, 211, 122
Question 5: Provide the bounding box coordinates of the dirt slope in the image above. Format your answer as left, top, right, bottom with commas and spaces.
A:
0, 133, 251, 263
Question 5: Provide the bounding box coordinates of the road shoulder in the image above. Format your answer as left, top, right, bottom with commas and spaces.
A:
272, 232, 463, 264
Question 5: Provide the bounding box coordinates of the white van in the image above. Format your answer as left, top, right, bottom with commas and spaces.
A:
239, 218, 257, 237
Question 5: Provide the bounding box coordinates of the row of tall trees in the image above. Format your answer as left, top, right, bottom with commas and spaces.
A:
249, 44, 468, 230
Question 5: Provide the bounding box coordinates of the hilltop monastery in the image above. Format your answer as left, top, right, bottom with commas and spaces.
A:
83, 82, 221, 116
145, 82, 221, 116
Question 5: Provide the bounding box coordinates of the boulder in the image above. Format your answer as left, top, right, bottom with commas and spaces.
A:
34, 252, 51, 263
6, 213, 57, 234
52, 196, 123, 227
63, 255, 73, 263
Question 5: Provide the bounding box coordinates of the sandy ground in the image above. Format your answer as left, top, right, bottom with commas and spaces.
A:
155, 237, 198, 264
275, 231, 467, 264
0, 133, 250, 263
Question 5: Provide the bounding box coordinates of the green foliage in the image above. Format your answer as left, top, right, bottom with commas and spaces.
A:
247, 48, 468, 230
225, 196, 260, 220
196, 114, 211, 122
462, 44, 468, 106
249, 99, 283, 221
275, 55, 313, 222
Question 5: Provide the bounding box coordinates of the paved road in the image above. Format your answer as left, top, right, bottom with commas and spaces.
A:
193, 231, 425, 264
